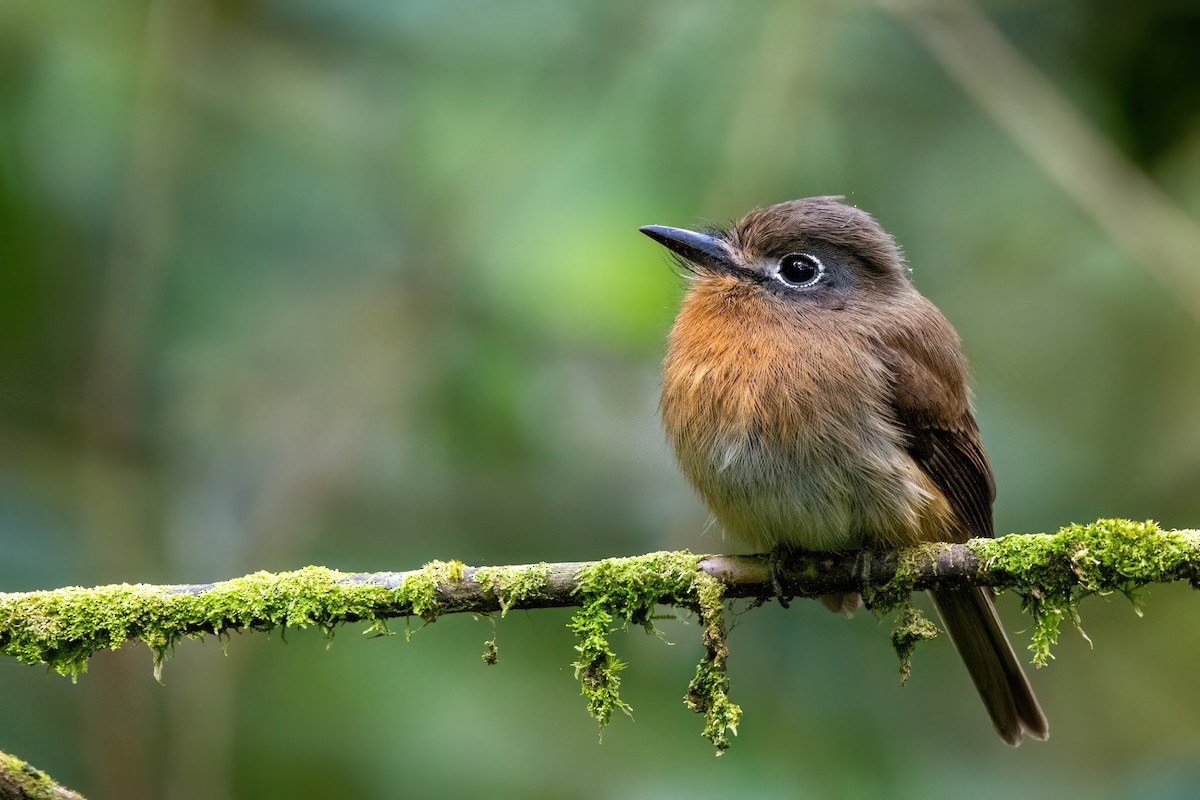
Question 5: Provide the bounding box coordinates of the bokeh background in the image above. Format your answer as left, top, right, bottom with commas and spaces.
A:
3, 1, 1200, 797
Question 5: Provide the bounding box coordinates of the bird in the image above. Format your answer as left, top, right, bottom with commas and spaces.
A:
640, 196, 1048, 745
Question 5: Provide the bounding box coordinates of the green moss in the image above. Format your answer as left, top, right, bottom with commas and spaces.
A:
890, 599, 939, 684
966, 518, 1200, 665
399, 560, 464, 622
473, 563, 552, 616
863, 543, 952, 614
0, 563, 474, 679
0, 749, 84, 799
864, 519, 1200, 673
0, 554, 743, 751
481, 635, 498, 665
683, 567, 741, 753
0, 552, 742, 750
857, 543, 949, 673
569, 552, 698, 730
569, 550, 740, 752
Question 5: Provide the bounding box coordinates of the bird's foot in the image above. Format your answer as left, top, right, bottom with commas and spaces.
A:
768, 547, 794, 608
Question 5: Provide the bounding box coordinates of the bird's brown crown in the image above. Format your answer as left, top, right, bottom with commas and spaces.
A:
730, 196, 907, 278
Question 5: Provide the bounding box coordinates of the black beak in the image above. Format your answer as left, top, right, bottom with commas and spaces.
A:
639, 225, 738, 275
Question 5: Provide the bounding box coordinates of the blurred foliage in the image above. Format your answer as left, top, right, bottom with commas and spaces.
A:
2, 0, 1200, 798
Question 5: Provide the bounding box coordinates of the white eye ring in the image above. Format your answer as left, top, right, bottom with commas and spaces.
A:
776, 252, 824, 288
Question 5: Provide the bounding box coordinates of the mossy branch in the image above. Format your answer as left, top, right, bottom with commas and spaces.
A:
0, 519, 1196, 755
0, 751, 85, 800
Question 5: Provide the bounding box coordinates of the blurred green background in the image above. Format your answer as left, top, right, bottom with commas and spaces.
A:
3, 1, 1200, 797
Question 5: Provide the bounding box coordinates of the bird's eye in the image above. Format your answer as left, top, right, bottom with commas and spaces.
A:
776, 253, 824, 288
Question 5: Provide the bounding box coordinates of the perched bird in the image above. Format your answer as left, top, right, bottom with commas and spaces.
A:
641, 196, 1048, 745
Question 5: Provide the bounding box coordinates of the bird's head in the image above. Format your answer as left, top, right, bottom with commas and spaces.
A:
641, 196, 913, 311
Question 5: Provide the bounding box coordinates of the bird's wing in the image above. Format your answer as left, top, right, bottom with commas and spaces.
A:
881, 332, 996, 542
907, 416, 995, 542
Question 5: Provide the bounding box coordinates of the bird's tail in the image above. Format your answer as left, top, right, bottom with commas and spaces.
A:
930, 587, 1049, 745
